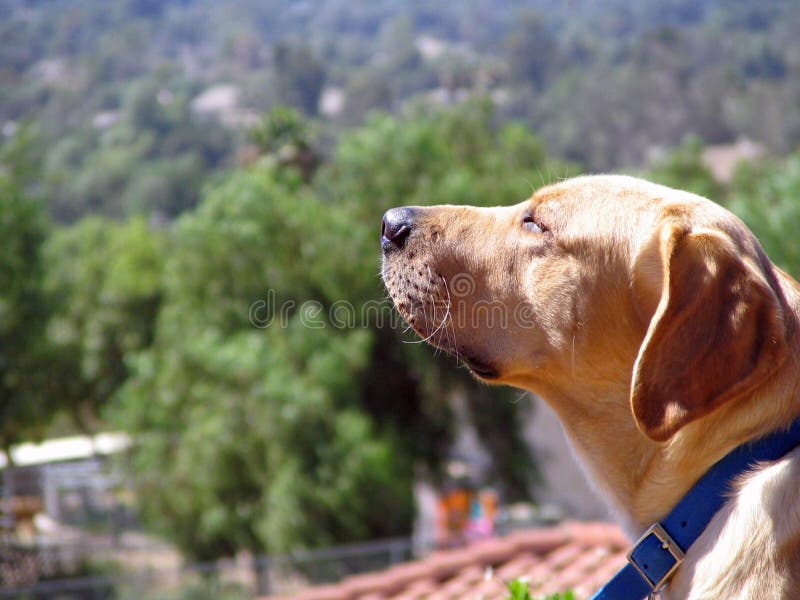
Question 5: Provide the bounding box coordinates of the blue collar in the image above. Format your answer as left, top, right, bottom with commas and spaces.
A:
591, 416, 800, 600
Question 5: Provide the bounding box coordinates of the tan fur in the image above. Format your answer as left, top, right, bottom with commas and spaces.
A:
381, 175, 800, 598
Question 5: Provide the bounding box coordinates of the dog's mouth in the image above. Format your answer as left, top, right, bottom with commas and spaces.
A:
382, 261, 453, 341
382, 262, 502, 380
459, 351, 500, 380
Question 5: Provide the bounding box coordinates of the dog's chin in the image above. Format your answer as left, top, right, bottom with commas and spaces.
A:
458, 349, 500, 380
400, 311, 454, 353
400, 318, 502, 381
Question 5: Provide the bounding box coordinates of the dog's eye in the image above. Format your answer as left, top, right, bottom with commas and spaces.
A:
522, 212, 545, 234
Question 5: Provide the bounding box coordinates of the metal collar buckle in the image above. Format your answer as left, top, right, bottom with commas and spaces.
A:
626, 523, 685, 594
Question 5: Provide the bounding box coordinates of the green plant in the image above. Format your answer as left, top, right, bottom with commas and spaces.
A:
506, 578, 534, 600
506, 578, 576, 600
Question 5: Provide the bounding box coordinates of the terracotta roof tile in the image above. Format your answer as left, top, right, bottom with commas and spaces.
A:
433, 564, 485, 596
263, 521, 629, 600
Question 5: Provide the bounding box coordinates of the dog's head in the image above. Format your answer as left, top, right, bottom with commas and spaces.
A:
381, 175, 790, 442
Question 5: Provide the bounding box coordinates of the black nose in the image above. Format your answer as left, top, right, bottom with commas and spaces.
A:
381, 207, 415, 251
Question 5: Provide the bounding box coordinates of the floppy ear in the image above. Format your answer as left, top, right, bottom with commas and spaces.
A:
631, 222, 788, 442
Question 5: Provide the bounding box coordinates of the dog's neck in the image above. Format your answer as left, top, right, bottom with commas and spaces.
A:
525, 352, 800, 539
532, 383, 666, 536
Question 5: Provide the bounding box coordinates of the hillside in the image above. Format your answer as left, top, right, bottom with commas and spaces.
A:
2, 0, 800, 220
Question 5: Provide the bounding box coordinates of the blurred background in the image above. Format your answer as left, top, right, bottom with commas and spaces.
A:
1, 0, 800, 598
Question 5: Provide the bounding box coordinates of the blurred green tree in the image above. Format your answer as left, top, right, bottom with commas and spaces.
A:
44, 75, 231, 220
375, 15, 433, 99
504, 12, 559, 89
44, 217, 165, 435
0, 175, 52, 457
115, 101, 562, 561
341, 69, 393, 126
112, 169, 413, 562
248, 105, 320, 181
273, 40, 326, 116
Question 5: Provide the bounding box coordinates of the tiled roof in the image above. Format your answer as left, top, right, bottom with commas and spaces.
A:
265, 521, 629, 600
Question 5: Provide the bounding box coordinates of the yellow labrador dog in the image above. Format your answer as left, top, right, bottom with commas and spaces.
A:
381, 175, 800, 599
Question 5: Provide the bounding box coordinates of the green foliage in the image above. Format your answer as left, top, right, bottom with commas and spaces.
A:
341, 68, 394, 126
0, 175, 51, 452
6, 0, 800, 224
540, 593, 576, 600
0, 122, 43, 189
506, 578, 535, 600
42, 74, 232, 220
506, 579, 576, 600
44, 217, 165, 432
274, 40, 326, 116
248, 106, 320, 181
111, 167, 414, 559
249, 106, 312, 156
115, 319, 410, 559
504, 12, 560, 89
112, 103, 554, 559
